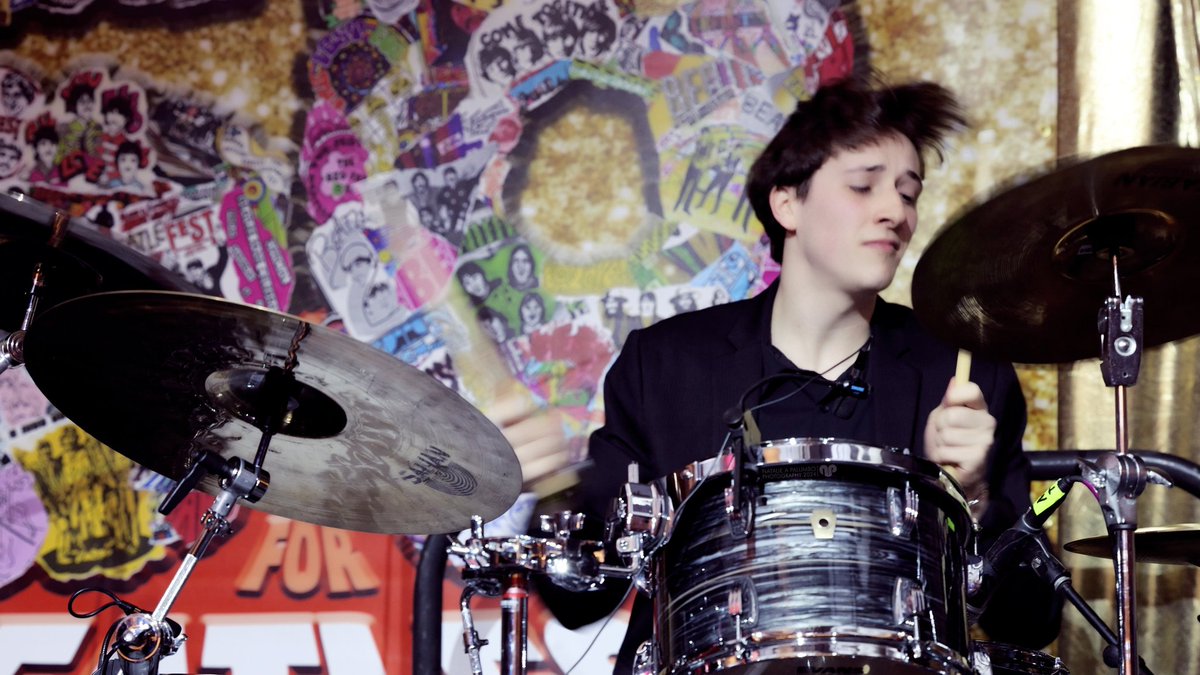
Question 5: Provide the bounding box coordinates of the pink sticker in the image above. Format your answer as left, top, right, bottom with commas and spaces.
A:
394, 227, 457, 308
301, 102, 369, 224
0, 368, 50, 433
0, 460, 50, 587
219, 177, 295, 310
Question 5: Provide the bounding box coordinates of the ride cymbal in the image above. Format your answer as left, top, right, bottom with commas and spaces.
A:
23, 291, 521, 535
913, 145, 1200, 363
1064, 524, 1200, 566
0, 191, 197, 331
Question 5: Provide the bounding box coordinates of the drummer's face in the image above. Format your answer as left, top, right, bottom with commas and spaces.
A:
776, 133, 922, 295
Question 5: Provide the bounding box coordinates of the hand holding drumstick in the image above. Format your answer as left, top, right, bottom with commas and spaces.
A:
485, 388, 577, 492
924, 349, 995, 514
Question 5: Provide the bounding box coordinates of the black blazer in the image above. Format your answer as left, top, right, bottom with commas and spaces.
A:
582, 280, 1029, 538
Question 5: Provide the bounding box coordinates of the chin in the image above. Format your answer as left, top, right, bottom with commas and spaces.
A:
861, 266, 897, 285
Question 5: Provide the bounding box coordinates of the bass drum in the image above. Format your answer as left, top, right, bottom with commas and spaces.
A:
649, 438, 974, 675
971, 641, 1069, 674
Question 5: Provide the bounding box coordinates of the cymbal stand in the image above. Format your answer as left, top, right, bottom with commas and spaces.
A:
457, 572, 528, 675
453, 516, 529, 675
451, 512, 627, 675
95, 451, 268, 675
1022, 533, 1153, 674
1, 211, 68, 374
1095, 253, 1149, 675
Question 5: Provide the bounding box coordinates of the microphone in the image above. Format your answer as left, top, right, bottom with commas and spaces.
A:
820, 339, 871, 419
967, 476, 1073, 617
722, 406, 745, 429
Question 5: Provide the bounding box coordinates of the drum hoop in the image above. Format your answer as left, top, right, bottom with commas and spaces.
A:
671, 629, 974, 675
972, 641, 1070, 673
662, 437, 970, 513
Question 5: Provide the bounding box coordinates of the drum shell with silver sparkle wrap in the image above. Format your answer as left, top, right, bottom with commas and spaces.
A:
647, 438, 974, 675
970, 641, 1069, 674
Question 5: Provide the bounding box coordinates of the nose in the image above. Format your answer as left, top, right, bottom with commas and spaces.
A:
877, 188, 911, 232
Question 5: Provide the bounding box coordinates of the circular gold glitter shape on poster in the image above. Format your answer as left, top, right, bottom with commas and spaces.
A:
504, 82, 661, 265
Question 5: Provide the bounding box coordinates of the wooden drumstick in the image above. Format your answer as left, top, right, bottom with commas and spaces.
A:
955, 349, 972, 383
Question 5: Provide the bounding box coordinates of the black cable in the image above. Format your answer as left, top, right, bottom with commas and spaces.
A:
68, 587, 143, 618
738, 339, 868, 420
67, 588, 142, 673
413, 534, 449, 675
96, 621, 121, 673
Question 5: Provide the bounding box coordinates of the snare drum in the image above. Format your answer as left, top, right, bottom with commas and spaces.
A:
647, 438, 974, 675
971, 641, 1069, 674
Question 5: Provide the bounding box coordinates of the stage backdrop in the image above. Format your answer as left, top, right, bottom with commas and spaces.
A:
8, 1, 1180, 674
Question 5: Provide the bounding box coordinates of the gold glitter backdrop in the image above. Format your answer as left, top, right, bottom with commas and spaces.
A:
0, 1, 1194, 673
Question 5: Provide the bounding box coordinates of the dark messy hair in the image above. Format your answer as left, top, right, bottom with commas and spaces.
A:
747, 75, 966, 263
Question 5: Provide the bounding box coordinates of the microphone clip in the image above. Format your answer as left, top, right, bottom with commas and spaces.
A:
818, 339, 872, 418
722, 408, 757, 539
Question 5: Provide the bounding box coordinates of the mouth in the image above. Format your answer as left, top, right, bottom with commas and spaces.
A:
864, 239, 903, 253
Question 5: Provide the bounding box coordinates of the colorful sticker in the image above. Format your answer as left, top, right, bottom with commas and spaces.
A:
0, 457, 49, 587
13, 424, 165, 582
308, 202, 411, 341
518, 319, 612, 406
465, 0, 622, 99
691, 242, 759, 301
0, 367, 52, 440
685, 1, 790, 76
347, 66, 418, 175
659, 124, 766, 240
765, 0, 838, 66
217, 123, 296, 197
459, 238, 557, 342
218, 175, 296, 310
416, 0, 486, 84
310, 17, 398, 114
301, 101, 370, 224
366, 0, 419, 25
46, 70, 158, 194
393, 98, 478, 168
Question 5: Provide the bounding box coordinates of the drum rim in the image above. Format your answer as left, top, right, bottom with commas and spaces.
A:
669, 628, 974, 675
971, 640, 1070, 672
661, 437, 970, 512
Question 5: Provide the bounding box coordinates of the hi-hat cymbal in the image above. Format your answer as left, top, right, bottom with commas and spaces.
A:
23, 291, 521, 535
0, 191, 197, 330
1064, 524, 1200, 566
913, 145, 1200, 363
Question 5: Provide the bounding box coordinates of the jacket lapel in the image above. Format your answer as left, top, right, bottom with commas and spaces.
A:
711, 282, 776, 444
870, 302, 925, 455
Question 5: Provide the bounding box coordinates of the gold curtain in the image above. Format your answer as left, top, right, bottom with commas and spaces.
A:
1057, 1, 1200, 673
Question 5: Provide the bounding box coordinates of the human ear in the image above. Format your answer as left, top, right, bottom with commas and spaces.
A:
769, 186, 800, 233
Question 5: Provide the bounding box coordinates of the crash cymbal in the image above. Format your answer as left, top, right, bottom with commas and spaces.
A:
1064, 524, 1200, 566
0, 191, 197, 331
23, 291, 521, 534
913, 145, 1200, 363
